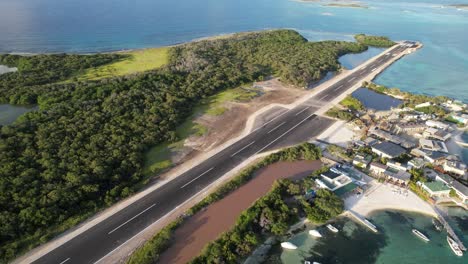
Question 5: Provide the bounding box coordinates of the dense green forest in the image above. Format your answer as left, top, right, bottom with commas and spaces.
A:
0, 53, 123, 104
0, 30, 369, 261
354, 34, 396, 47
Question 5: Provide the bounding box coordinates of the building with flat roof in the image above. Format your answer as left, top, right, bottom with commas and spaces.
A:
419, 181, 451, 198
369, 162, 387, 176
419, 139, 448, 153
352, 154, 372, 169
435, 174, 468, 205
371, 141, 406, 159
315, 170, 353, 192
423, 127, 451, 141
426, 120, 450, 130
387, 160, 408, 171
408, 158, 425, 169
384, 167, 411, 185
443, 159, 467, 176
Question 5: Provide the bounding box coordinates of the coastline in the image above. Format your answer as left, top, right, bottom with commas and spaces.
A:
344, 177, 438, 218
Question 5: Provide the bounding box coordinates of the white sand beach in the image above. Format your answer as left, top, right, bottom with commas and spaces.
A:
345, 177, 437, 217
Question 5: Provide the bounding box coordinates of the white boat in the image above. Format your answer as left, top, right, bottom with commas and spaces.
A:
412, 229, 430, 242
281, 242, 298, 250
309, 229, 322, 238
326, 224, 338, 233
447, 236, 463, 257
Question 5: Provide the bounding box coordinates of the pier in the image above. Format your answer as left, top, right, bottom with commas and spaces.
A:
346, 210, 378, 233
434, 206, 466, 251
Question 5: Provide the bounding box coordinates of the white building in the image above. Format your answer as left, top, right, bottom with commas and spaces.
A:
315, 170, 353, 192
425, 120, 450, 130
443, 159, 467, 176
422, 127, 451, 141
369, 162, 388, 176
419, 139, 448, 153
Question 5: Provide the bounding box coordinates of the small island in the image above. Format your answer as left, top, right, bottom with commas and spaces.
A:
449, 4, 468, 10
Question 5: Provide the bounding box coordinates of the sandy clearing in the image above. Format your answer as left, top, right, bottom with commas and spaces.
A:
345, 178, 437, 218
158, 160, 322, 264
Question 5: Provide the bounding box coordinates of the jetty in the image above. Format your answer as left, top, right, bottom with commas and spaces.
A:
433, 206, 466, 251
346, 210, 378, 233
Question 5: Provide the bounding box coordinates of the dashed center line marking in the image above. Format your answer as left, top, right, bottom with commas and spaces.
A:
255, 113, 316, 154
231, 141, 256, 157
180, 167, 214, 189
348, 77, 356, 82
333, 84, 343, 91
59, 258, 71, 264
108, 204, 157, 234
268, 122, 286, 134
319, 94, 328, 101
294, 106, 311, 116
371, 68, 377, 72
253, 108, 291, 132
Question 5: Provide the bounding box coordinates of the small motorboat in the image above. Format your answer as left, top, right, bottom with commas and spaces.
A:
281, 242, 298, 250
432, 218, 443, 231
412, 229, 430, 242
309, 229, 322, 238
326, 224, 338, 233
447, 236, 463, 257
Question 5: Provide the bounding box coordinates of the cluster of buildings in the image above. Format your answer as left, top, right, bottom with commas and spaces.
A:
332, 98, 468, 207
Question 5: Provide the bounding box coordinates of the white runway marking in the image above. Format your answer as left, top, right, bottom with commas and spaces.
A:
253, 108, 291, 132
231, 141, 256, 157
255, 113, 316, 154
268, 122, 286, 134
180, 167, 214, 189
319, 94, 328, 101
294, 106, 311, 116
59, 258, 71, 264
108, 204, 157, 235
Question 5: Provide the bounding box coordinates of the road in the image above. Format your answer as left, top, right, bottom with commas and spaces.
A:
31, 43, 412, 264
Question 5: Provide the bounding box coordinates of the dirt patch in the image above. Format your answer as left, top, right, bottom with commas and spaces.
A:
158, 160, 322, 264
187, 78, 308, 152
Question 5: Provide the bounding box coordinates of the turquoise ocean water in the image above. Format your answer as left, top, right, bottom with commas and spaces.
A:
280, 209, 467, 264
0, 0, 467, 102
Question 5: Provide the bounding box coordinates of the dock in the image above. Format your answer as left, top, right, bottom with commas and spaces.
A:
346, 210, 378, 233
434, 206, 466, 251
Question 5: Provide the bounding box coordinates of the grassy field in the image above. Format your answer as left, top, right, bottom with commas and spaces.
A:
142, 85, 261, 176
77, 47, 169, 80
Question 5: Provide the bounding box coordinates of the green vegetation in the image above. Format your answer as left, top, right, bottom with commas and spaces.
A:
127, 219, 182, 264
415, 105, 447, 117
340, 95, 364, 110
142, 85, 260, 175
301, 189, 344, 223
77, 47, 170, 80
127, 143, 322, 264
445, 115, 464, 127
0, 53, 122, 104
355, 34, 396, 48
325, 107, 354, 121
0, 30, 367, 261
191, 180, 295, 263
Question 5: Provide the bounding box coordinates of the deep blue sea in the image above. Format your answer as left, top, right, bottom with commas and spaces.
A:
0, 0, 467, 102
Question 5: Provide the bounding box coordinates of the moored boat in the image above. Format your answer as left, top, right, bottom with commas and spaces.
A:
432, 218, 443, 231
447, 236, 463, 257
412, 229, 430, 242
326, 224, 338, 233
309, 229, 322, 238
281, 242, 298, 250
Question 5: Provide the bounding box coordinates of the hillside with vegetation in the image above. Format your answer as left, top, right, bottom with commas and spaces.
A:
355, 34, 396, 48
0, 29, 370, 261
